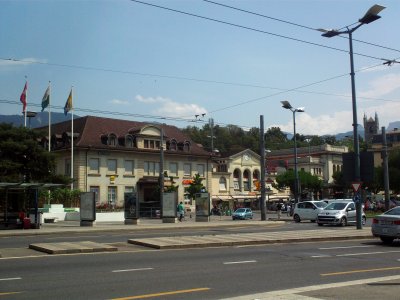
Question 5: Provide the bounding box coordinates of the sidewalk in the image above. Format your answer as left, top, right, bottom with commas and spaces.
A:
0, 213, 293, 237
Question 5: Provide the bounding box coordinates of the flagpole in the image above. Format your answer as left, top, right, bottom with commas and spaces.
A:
71, 87, 74, 191
24, 77, 27, 128
48, 81, 51, 152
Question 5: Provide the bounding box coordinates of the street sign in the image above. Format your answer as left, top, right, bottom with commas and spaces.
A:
351, 182, 362, 192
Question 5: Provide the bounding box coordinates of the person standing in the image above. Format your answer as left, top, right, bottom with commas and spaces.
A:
177, 201, 185, 222
276, 202, 282, 220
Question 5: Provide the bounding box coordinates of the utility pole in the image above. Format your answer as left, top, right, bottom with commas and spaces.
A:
260, 115, 266, 221
382, 127, 390, 211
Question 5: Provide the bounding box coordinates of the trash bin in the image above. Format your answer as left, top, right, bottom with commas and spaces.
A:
23, 217, 30, 229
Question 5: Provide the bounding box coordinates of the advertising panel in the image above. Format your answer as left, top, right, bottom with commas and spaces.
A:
80, 192, 96, 221
195, 192, 210, 217
124, 192, 138, 219
163, 192, 177, 218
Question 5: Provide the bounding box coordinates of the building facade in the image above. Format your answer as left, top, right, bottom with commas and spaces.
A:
210, 149, 290, 211
39, 116, 212, 214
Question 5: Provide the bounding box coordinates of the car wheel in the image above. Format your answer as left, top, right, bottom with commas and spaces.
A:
317, 223, 323, 226
311, 220, 316, 223
362, 216, 367, 226
340, 217, 347, 227
293, 214, 301, 223
380, 236, 394, 244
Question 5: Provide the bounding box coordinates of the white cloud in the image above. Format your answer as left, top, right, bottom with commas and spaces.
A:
135, 95, 167, 104
274, 110, 353, 136
359, 73, 400, 98
110, 98, 129, 105
135, 95, 207, 118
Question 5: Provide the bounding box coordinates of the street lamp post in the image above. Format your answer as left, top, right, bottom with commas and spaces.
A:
319, 4, 385, 229
281, 101, 304, 205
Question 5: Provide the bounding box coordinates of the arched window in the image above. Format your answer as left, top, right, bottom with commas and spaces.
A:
252, 169, 260, 191
243, 169, 250, 191
109, 134, 117, 146
219, 177, 227, 191
125, 135, 134, 148
183, 141, 190, 152
170, 139, 177, 151
233, 169, 241, 191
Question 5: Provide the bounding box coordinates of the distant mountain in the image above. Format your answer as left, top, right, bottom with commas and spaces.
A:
0, 112, 79, 128
388, 121, 400, 131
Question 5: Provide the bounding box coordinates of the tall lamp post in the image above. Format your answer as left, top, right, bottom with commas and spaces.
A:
319, 4, 385, 229
281, 100, 304, 205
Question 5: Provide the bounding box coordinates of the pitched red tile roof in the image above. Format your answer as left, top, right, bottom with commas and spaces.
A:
40, 115, 210, 156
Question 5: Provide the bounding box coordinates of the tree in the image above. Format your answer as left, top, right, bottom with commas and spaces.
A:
0, 123, 61, 183
185, 173, 206, 200
275, 170, 322, 199
388, 149, 400, 193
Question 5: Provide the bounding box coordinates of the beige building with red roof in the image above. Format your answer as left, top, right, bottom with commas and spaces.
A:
41, 116, 212, 216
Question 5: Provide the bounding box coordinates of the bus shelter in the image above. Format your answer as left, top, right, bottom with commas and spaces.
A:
0, 183, 64, 229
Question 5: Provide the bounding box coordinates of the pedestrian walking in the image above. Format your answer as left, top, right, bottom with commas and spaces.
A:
276, 202, 282, 220
177, 201, 185, 222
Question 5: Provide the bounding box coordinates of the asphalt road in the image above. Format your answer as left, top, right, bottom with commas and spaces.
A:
0, 238, 399, 299
0, 216, 373, 249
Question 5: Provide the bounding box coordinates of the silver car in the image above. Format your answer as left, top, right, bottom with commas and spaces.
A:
372, 206, 400, 244
317, 201, 366, 226
293, 201, 327, 223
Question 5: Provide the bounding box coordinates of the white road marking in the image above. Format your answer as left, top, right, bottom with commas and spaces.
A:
318, 245, 373, 250
223, 260, 257, 265
221, 275, 400, 300
0, 277, 21, 281
336, 250, 400, 257
311, 255, 331, 258
112, 267, 153, 273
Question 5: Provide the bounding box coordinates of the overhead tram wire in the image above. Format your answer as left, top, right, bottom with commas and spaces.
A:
206, 61, 400, 115
203, 0, 400, 54
129, 0, 385, 62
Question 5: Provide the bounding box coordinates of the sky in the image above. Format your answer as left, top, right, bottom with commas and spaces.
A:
1, 0, 400, 136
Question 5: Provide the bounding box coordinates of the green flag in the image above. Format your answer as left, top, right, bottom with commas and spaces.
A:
41, 85, 50, 112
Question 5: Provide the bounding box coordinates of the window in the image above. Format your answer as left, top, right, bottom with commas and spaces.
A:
169, 162, 178, 177
183, 163, 191, 176
125, 186, 135, 194
144, 161, 159, 176
219, 177, 227, 191
126, 136, 134, 148
197, 164, 205, 177
183, 141, 190, 152
90, 186, 100, 206
243, 170, 250, 191
108, 186, 117, 208
65, 159, 71, 176
109, 134, 117, 146
233, 169, 241, 191
144, 139, 160, 149
169, 139, 177, 151
107, 159, 117, 173
89, 158, 99, 174
124, 160, 134, 175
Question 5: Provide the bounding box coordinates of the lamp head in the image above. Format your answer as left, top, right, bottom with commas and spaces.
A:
359, 4, 385, 24
296, 107, 305, 112
281, 100, 292, 110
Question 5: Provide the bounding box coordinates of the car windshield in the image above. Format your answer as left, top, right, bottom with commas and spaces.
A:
324, 202, 347, 210
314, 202, 327, 208
235, 208, 246, 213
384, 206, 400, 216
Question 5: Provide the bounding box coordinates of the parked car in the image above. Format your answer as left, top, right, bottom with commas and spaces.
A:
317, 201, 366, 226
232, 208, 253, 220
293, 201, 327, 223
372, 206, 400, 244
